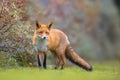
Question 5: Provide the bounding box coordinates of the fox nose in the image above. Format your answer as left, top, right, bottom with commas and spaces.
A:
43, 37, 46, 39
42, 36, 48, 39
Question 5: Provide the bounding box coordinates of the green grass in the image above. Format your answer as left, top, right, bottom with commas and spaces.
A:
0, 62, 120, 80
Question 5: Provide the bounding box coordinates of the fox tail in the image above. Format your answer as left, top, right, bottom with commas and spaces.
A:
65, 45, 93, 71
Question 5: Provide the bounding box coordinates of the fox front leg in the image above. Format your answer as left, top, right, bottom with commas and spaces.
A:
37, 52, 44, 68
37, 54, 41, 68
43, 54, 47, 69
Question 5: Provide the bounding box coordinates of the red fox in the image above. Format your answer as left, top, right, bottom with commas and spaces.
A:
33, 21, 93, 71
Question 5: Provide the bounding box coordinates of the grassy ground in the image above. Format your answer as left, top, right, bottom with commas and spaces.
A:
0, 61, 120, 80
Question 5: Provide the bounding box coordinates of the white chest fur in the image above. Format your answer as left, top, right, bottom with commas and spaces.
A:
35, 37, 48, 52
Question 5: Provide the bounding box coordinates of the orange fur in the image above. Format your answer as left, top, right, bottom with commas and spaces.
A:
33, 21, 92, 71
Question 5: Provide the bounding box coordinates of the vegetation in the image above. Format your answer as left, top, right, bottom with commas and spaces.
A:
0, 62, 120, 80
0, 0, 36, 67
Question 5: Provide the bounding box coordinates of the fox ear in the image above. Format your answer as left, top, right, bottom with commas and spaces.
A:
36, 20, 41, 29
48, 22, 53, 29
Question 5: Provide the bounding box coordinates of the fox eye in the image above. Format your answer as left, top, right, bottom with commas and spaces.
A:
39, 31, 43, 34
46, 32, 49, 35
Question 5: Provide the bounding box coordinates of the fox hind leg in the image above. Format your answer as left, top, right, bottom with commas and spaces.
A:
60, 54, 66, 69
54, 56, 61, 69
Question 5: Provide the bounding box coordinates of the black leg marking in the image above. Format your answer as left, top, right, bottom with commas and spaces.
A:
43, 54, 47, 69
37, 55, 41, 68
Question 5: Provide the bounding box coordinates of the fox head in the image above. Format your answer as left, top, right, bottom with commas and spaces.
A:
35, 21, 53, 40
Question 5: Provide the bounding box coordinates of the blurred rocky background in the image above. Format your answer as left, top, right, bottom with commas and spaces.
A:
0, 0, 120, 68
